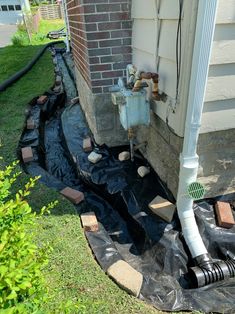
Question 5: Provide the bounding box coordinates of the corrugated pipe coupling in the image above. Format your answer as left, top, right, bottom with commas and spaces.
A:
189, 257, 235, 288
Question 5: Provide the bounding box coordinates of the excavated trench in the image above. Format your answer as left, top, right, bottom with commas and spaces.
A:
18, 46, 235, 313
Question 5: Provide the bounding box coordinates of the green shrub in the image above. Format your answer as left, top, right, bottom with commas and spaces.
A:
11, 33, 29, 46
33, 33, 46, 42
0, 161, 56, 313
16, 23, 27, 33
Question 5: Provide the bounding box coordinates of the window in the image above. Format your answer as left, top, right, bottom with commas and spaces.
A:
1, 5, 8, 11
8, 5, 14, 11
15, 5, 21, 10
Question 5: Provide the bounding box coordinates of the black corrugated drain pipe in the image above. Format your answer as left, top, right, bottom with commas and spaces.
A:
189, 259, 235, 288
0, 41, 64, 92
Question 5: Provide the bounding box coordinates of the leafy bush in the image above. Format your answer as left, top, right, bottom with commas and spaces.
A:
0, 161, 56, 313
16, 23, 27, 33
33, 33, 46, 42
11, 33, 29, 46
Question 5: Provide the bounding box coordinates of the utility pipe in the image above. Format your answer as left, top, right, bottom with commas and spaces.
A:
176, 0, 218, 268
132, 72, 159, 97
61, 0, 70, 53
126, 65, 159, 99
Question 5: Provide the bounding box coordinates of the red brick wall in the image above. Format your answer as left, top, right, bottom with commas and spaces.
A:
66, 0, 132, 94
66, 0, 91, 88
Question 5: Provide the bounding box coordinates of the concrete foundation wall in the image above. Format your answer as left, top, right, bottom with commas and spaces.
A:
75, 66, 183, 197
136, 112, 183, 198
75, 68, 128, 147
75, 64, 182, 197
137, 114, 235, 199
137, 114, 235, 197
198, 128, 235, 198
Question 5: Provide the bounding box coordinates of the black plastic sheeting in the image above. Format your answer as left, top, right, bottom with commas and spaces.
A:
18, 49, 235, 313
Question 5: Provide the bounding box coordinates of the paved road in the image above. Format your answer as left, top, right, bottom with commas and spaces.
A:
0, 25, 17, 47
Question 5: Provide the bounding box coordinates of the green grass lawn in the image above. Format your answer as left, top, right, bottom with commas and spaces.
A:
0, 46, 43, 82
31, 19, 65, 45
0, 23, 162, 314
11, 19, 65, 46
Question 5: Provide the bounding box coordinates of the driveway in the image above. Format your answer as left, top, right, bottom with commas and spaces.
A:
0, 25, 17, 47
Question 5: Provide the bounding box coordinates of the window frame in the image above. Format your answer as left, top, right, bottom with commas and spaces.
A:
15, 4, 21, 11
8, 5, 15, 11
1, 5, 8, 11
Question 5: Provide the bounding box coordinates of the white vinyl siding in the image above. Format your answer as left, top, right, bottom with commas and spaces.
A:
132, 0, 198, 136
132, 0, 235, 135
201, 0, 235, 133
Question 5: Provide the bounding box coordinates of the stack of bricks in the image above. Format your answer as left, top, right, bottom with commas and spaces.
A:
66, 0, 132, 94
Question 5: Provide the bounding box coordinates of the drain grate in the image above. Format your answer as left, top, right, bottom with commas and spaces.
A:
187, 182, 205, 200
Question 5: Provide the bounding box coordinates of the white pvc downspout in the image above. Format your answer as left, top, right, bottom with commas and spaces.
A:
61, 0, 70, 53
176, 0, 218, 260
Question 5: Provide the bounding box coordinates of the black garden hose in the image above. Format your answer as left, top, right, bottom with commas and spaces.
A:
0, 41, 64, 92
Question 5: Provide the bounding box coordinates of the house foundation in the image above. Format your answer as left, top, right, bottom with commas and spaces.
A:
68, 0, 235, 200
197, 129, 235, 198
75, 68, 128, 146
75, 66, 235, 199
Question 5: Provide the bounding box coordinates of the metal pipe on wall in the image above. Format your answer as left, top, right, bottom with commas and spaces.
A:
61, 0, 70, 53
